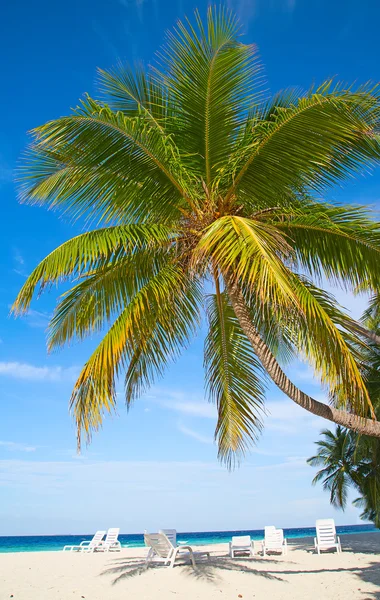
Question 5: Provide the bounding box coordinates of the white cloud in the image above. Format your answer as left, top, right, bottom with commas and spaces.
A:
0, 456, 357, 535
177, 424, 213, 445
23, 309, 51, 329
265, 398, 325, 434
149, 388, 217, 419
0, 441, 36, 453
0, 362, 79, 382
12, 247, 27, 277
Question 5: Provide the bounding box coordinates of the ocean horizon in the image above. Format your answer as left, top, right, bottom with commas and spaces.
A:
0, 524, 377, 553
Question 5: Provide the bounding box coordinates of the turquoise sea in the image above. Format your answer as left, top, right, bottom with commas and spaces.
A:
0, 524, 377, 553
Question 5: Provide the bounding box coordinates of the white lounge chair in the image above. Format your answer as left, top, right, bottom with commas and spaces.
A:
159, 529, 210, 560
262, 526, 287, 556
144, 532, 210, 568
314, 519, 342, 554
63, 530, 106, 552
160, 529, 177, 546
97, 528, 121, 552
229, 535, 254, 558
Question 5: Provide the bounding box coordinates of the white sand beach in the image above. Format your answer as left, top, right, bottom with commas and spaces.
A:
0, 533, 379, 600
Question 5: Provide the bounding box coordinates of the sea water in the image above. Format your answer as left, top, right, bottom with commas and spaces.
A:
0, 524, 376, 553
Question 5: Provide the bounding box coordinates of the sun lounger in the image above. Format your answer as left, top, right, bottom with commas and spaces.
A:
314, 519, 342, 554
97, 527, 121, 552
63, 530, 106, 552
144, 531, 210, 568
159, 529, 210, 560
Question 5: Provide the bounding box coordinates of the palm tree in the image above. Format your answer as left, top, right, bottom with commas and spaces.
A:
307, 427, 357, 509
13, 8, 380, 465
308, 426, 380, 526
308, 307, 380, 526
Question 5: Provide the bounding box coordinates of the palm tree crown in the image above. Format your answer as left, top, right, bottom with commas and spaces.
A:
13, 7, 380, 466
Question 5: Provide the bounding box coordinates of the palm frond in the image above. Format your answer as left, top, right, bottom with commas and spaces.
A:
124, 276, 203, 405
12, 224, 171, 314
159, 6, 262, 183
19, 96, 196, 222
71, 264, 196, 447
283, 276, 372, 416
194, 215, 297, 308
47, 251, 170, 349
274, 200, 380, 290
98, 62, 167, 129
225, 81, 380, 207
204, 288, 266, 468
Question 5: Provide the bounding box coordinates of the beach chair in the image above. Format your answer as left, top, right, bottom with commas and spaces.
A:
262, 526, 287, 556
314, 519, 342, 554
97, 527, 121, 552
229, 535, 254, 558
159, 529, 210, 560
63, 530, 106, 552
144, 532, 209, 568
160, 529, 177, 546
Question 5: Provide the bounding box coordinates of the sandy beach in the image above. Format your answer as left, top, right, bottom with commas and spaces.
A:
0, 532, 379, 600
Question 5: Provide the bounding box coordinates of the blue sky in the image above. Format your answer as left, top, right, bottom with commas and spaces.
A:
1, 0, 380, 536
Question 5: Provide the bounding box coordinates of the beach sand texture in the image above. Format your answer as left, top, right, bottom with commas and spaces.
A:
0, 533, 379, 600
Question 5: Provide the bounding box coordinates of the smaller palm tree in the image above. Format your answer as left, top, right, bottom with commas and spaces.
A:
308, 426, 380, 526
307, 426, 356, 509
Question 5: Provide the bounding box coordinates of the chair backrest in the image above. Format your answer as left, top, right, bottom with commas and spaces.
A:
104, 528, 120, 547
265, 526, 284, 545
144, 532, 172, 558
316, 519, 336, 546
231, 535, 251, 547
89, 530, 106, 548
160, 529, 177, 547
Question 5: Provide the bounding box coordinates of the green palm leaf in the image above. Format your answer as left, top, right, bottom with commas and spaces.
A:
160, 6, 262, 183
204, 289, 266, 468
71, 264, 197, 446
12, 224, 171, 314
225, 81, 380, 207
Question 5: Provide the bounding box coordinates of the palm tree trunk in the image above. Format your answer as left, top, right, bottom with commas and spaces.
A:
226, 279, 380, 438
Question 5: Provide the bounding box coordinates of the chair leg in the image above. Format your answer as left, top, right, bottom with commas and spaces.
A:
188, 549, 196, 569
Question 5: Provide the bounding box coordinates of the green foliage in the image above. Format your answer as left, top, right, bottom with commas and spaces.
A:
204, 290, 266, 467
13, 6, 380, 464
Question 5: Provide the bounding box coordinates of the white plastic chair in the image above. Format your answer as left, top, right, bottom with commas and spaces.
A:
63, 530, 106, 553
98, 528, 121, 552
144, 532, 209, 568
160, 529, 177, 546
262, 526, 287, 556
229, 535, 254, 558
159, 529, 210, 560
314, 519, 342, 554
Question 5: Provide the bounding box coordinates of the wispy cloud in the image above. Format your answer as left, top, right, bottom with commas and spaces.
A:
0, 362, 79, 383
0, 441, 36, 453
265, 398, 324, 434
177, 423, 213, 445
148, 388, 217, 419
12, 247, 27, 277
22, 309, 51, 329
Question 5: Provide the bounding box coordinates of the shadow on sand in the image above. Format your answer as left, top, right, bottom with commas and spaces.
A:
100, 540, 380, 599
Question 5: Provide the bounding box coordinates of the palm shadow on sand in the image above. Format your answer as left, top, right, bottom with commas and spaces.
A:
100, 546, 380, 598
101, 554, 286, 585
